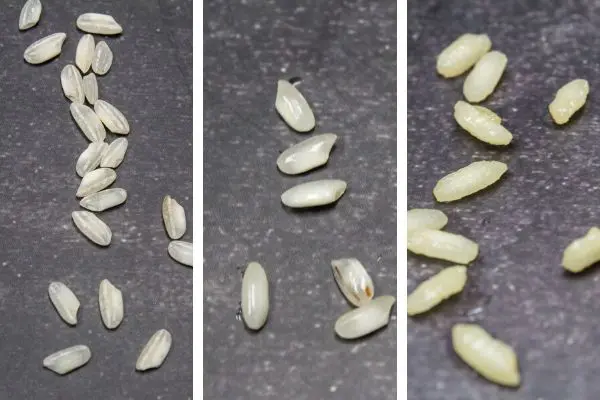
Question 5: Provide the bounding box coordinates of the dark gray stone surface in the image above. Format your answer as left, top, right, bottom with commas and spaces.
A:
408, 1, 600, 399
203, 1, 396, 399
0, 0, 192, 398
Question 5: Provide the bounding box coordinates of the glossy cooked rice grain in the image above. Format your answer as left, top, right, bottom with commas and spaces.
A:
562, 227, 600, 273
454, 101, 512, 145
463, 51, 507, 103
436, 33, 491, 78
407, 208, 448, 236
433, 161, 508, 202
549, 79, 589, 125
407, 265, 467, 315
408, 229, 479, 264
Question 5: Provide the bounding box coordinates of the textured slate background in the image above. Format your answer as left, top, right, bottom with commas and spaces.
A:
203, 1, 396, 399
408, 1, 600, 399
0, 0, 192, 398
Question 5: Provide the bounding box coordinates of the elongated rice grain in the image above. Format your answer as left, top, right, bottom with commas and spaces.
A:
562, 227, 600, 273
82, 73, 98, 105
463, 51, 507, 103
19, 0, 42, 30
433, 161, 508, 202
407, 265, 467, 315
330, 258, 374, 307
76, 13, 123, 35
94, 100, 129, 134
334, 296, 396, 339
70, 102, 106, 142
99, 279, 123, 329
80, 188, 127, 212
100, 138, 128, 168
136, 329, 172, 371
76, 168, 116, 197
277, 133, 337, 174
275, 79, 315, 132
24, 32, 66, 64
408, 229, 479, 264
61, 64, 85, 104
407, 208, 448, 236
168, 241, 193, 267
281, 179, 347, 208
92, 41, 113, 76
549, 79, 589, 125
241, 262, 268, 329
452, 324, 521, 387
436, 33, 491, 78
72, 211, 112, 246
162, 195, 186, 239
75, 34, 95, 73
454, 101, 512, 145
76, 142, 107, 177
43, 345, 91, 375
48, 282, 80, 325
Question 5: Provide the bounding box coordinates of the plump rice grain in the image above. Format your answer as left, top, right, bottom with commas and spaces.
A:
168, 241, 193, 267
80, 188, 127, 212
433, 161, 508, 202
76, 142, 107, 177
330, 258, 374, 307
72, 210, 112, 246
277, 133, 337, 175
82, 73, 98, 105
241, 262, 269, 330
48, 282, 80, 325
19, 0, 42, 30
549, 79, 589, 125
454, 101, 512, 145
136, 329, 172, 371
463, 51, 507, 103
61, 64, 85, 104
98, 279, 123, 329
275, 79, 315, 132
280, 179, 347, 208
436, 33, 491, 78
407, 265, 467, 315
452, 323, 521, 387
70, 103, 106, 142
334, 295, 396, 339
75, 34, 95, 73
76, 13, 123, 35
92, 41, 113, 75
43, 345, 91, 375
408, 229, 479, 264
407, 208, 448, 236
162, 195, 186, 239
562, 227, 600, 273
24, 32, 66, 64
94, 100, 129, 134
100, 138, 127, 168
76, 168, 116, 197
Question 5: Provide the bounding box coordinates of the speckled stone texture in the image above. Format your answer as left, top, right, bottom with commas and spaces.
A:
0, 0, 191, 398
409, 1, 600, 399
204, 1, 396, 399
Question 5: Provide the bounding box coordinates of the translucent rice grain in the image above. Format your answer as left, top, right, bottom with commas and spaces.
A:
407, 208, 448, 236
76, 168, 116, 197
100, 138, 128, 168
274, 80, 315, 132
70, 103, 106, 142
43, 345, 91, 375
136, 329, 172, 371
241, 262, 269, 330
80, 188, 127, 212
92, 41, 113, 75
19, 0, 42, 31
23, 33, 66, 64
168, 241, 193, 267
280, 179, 347, 208
562, 227, 600, 273
436, 33, 492, 78
408, 229, 479, 264
48, 282, 80, 325
433, 161, 508, 202
452, 323, 521, 387
76, 13, 123, 35
334, 295, 396, 339
407, 265, 467, 315
463, 51, 507, 103
76, 142, 107, 177
454, 101, 512, 145
330, 258, 375, 307
98, 279, 123, 329
75, 34, 95, 73
82, 73, 98, 105
549, 79, 589, 125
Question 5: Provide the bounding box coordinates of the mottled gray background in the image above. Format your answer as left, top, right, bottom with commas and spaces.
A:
203, 1, 396, 399
408, 1, 600, 399
0, 0, 192, 398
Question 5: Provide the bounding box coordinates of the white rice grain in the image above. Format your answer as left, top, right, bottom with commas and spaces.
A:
562, 227, 600, 273
452, 323, 521, 387
407, 208, 448, 236
433, 161, 507, 202
92, 41, 113, 76
454, 101, 512, 145
281, 179, 347, 208
94, 100, 129, 134
331, 258, 374, 307
43, 345, 91, 375
408, 229, 479, 264
275, 79, 315, 132
61, 64, 85, 104
70, 102, 106, 142
136, 329, 172, 371
436, 33, 491, 78
76, 13, 123, 35
72, 211, 112, 246
19, 0, 42, 31
168, 241, 193, 267
407, 265, 467, 316
24, 32, 66, 64
76, 168, 116, 197
162, 195, 186, 239
334, 295, 396, 339
48, 282, 80, 325
241, 262, 269, 330
75, 34, 95, 73
100, 138, 128, 168
463, 51, 507, 103
549, 79, 589, 125
76, 142, 108, 177
277, 133, 337, 175
80, 188, 127, 212
82, 73, 98, 105
98, 279, 123, 329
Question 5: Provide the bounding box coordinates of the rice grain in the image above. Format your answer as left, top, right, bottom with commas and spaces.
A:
92, 41, 113, 75
61, 64, 85, 104
70, 102, 106, 142
75, 34, 95, 73
136, 329, 172, 371
408, 229, 479, 264
48, 281, 80, 325
100, 138, 128, 168
76, 142, 108, 177
334, 295, 396, 339
80, 188, 127, 212
436, 33, 491, 78
162, 195, 186, 239
277, 133, 337, 175
24, 32, 66, 64
275, 79, 315, 132
454, 101, 512, 145
433, 161, 507, 202
463, 51, 507, 102
241, 262, 269, 330
98, 279, 123, 329
562, 227, 600, 273
280, 179, 347, 208
407, 265, 467, 315
549, 79, 589, 125
168, 241, 193, 267
82, 73, 98, 105
76, 168, 116, 197
331, 258, 374, 307
94, 100, 129, 134
43, 345, 91, 375
76, 13, 123, 35
407, 208, 448, 236
71, 210, 112, 246
19, 0, 42, 31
